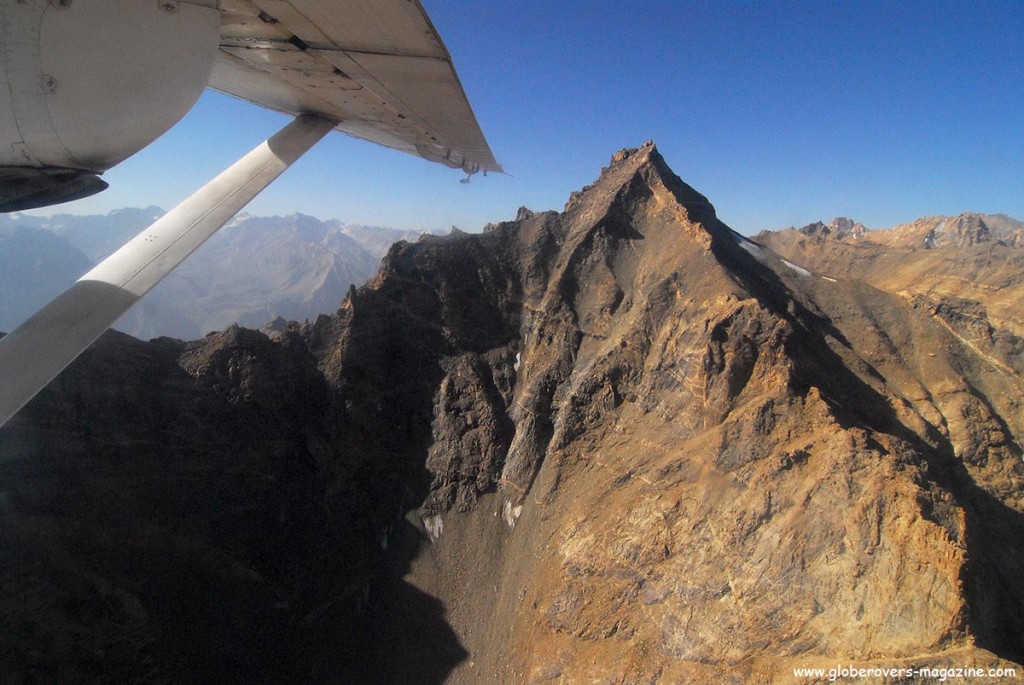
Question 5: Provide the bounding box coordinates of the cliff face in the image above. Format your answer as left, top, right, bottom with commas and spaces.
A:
1, 143, 1022, 683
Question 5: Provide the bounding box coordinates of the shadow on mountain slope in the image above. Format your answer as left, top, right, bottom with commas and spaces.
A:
0, 324, 467, 683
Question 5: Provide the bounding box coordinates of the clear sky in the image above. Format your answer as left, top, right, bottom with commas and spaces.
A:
33, 0, 1024, 235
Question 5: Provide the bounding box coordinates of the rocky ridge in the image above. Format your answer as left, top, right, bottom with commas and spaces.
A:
798, 217, 866, 241
1, 143, 1022, 683
783, 213, 1022, 250
755, 212, 1024, 342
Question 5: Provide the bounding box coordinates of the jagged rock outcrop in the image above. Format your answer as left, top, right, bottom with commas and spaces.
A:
1, 143, 1022, 683
798, 217, 866, 241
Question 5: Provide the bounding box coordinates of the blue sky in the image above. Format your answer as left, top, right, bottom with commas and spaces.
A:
36, 0, 1024, 234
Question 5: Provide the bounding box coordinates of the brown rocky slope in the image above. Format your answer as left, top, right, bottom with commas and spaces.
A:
0, 143, 1021, 683
755, 214, 1024, 340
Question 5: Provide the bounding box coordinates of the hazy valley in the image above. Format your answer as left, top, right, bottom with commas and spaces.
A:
0, 209, 434, 340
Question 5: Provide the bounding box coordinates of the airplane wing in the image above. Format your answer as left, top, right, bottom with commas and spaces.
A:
0, 0, 502, 428
213, 0, 502, 175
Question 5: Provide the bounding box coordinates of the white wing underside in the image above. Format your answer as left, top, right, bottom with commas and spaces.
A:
0, 1, 501, 428
213, 0, 502, 174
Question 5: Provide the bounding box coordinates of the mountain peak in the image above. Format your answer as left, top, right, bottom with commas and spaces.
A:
563, 141, 720, 246
4, 145, 1024, 681
608, 139, 658, 165
923, 212, 991, 249
797, 217, 866, 240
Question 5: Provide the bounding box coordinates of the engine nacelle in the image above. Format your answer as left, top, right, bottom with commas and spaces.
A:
0, 0, 220, 211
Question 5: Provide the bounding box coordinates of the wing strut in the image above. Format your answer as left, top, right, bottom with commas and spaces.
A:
0, 114, 337, 428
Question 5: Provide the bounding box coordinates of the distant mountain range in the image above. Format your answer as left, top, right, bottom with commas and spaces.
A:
0, 208, 440, 339
770, 213, 1023, 249
755, 212, 1024, 338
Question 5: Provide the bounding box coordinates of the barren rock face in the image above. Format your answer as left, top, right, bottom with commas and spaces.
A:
1, 143, 1022, 683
